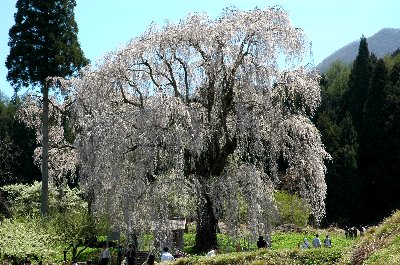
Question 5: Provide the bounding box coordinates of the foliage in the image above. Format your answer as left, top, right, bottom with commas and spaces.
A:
346, 36, 372, 135
1, 182, 94, 261
315, 61, 360, 226
0, 217, 61, 264
316, 38, 400, 225
0, 98, 40, 185
358, 59, 389, 221
6, 0, 88, 89
1, 181, 87, 217
274, 191, 309, 227
0, 90, 9, 103
46, 210, 95, 260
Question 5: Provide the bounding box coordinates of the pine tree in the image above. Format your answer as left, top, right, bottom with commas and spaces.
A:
346, 36, 372, 135
6, 0, 88, 215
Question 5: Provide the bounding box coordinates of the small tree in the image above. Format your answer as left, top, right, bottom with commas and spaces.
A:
6, 0, 88, 215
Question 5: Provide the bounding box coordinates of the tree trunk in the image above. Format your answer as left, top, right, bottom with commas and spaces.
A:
195, 191, 218, 252
41, 84, 49, 215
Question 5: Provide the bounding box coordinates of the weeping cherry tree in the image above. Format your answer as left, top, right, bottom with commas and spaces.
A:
57, 7, 329, 251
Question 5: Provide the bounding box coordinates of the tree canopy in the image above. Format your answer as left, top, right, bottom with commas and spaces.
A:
48, 7, 329, 251
6, 0, 88, 90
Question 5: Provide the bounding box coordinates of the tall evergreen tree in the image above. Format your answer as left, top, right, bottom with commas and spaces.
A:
315, 62, 360, 225
359, 59, 388, 222
6, 0, 88, 215
346, 36, 372, 135
381, 61, 400, 216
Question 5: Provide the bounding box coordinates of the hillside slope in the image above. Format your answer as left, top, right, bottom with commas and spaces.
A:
341, 210, 400, 265
317, 28, 400, 72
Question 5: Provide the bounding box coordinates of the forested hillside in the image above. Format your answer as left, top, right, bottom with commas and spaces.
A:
315, 37, 400, 226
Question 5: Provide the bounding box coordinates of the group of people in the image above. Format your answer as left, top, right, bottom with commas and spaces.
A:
99, 233, 332, 264
142, 245, 219, 264
345, 226, 366, 239
143, 246, 188, 264
301, 234, 332, 249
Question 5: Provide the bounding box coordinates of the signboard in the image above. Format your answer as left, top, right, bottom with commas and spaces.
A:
107, 231, 120, 241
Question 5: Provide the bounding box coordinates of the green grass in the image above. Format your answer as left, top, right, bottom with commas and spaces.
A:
171, 248, 346, 265
271, 230, 353, 250
177, 228, 354, 265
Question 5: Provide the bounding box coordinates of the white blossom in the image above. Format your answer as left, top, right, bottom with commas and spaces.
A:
44, 6, 330, 244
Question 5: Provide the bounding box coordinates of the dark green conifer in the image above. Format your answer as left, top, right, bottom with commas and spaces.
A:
346, 36, 372, 135
6, 0, 88, 215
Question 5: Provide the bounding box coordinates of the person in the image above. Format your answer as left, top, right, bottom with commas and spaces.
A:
72, 261, 78, 265
256, 235, 267, 249
312, 234, 321, 248
100, 244, 111, 265
206, 246, 219, 257
160, 247, 174, 262
86, 260, 92, 265
265, 234, 272, 248
173, 249, 183, 259
235, 243, 242, 252
359, 226, 366, 237
126, 243, 135, 265
142, 254, 157, 265
324, 235, 332, 248
300, 238, 310, 249
117, 245, 123, 265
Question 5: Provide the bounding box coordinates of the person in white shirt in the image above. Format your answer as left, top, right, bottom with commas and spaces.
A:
100, 244, 111, 265
206, 246, 219, 257
312, 234, 321, 248
160, 247, 174, 262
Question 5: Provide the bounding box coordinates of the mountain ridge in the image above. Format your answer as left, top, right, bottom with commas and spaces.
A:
317, 28, 400, 72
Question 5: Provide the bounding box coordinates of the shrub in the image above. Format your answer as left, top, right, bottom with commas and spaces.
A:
0, 217, 62, 264
274, 190, 310, 227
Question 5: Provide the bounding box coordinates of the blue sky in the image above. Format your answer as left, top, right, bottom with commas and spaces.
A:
1, 0, 400, 98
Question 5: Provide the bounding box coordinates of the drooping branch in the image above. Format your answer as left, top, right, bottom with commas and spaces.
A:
174, 55, 190, 103
141, 59, 162, 92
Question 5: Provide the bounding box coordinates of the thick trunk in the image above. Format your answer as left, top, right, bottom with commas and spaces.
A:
195, 191, 218, 252
191, 137, 237, 252
41, 84, 49, 215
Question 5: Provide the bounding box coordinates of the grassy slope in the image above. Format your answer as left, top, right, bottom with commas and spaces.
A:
340, 210, 400, 265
